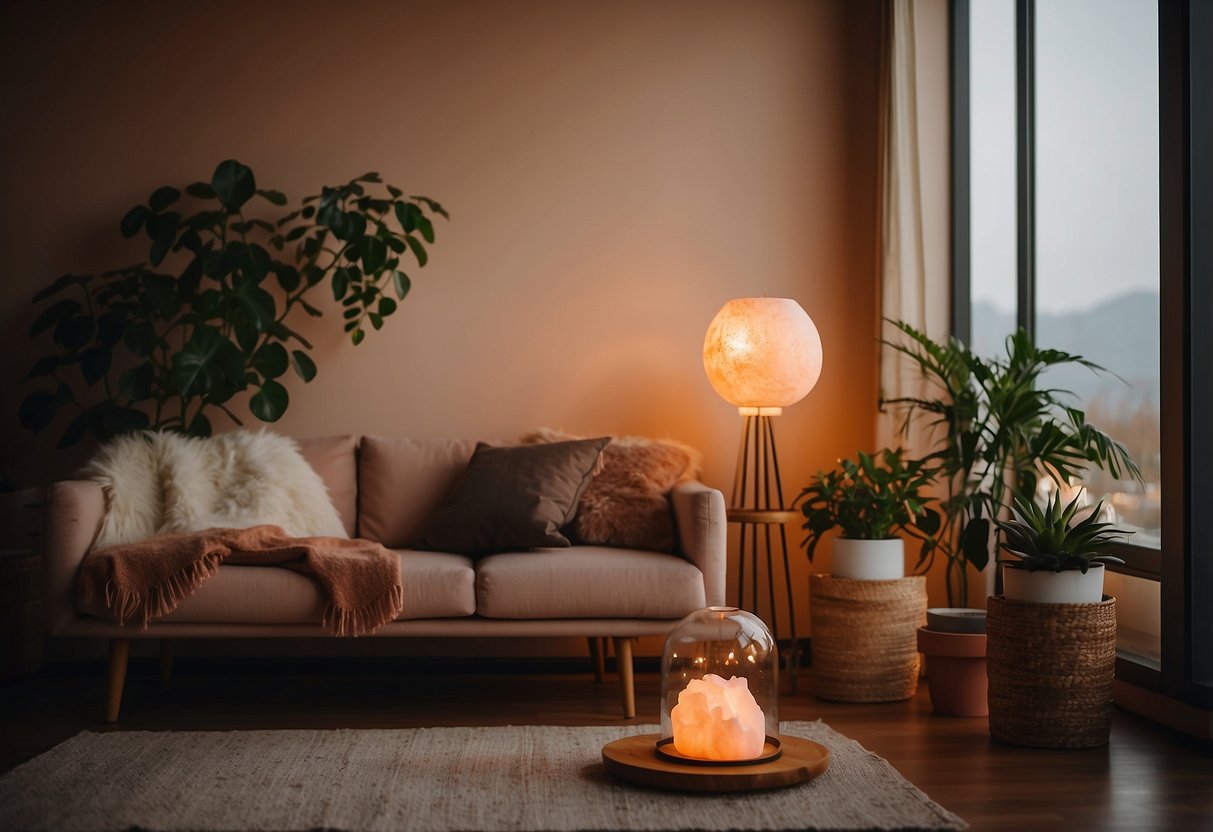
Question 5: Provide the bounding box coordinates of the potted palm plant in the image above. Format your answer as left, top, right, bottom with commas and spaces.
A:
995, 492, 1129, 603
881, 322, 1140, 607
796, 448, 939, 580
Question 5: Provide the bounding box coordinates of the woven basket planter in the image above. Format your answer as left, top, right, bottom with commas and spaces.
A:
987, 594, 1117, 748
809, 574, 927, 702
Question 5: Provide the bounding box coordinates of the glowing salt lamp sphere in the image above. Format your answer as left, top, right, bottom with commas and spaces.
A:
659, 606, 779, 762
702, 297, 823, 410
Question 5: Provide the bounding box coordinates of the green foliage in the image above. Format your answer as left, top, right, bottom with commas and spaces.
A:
19, 160, 447, 446
881, 321, 1141, 604
996, 493, 1128, 573
795, 448, 941, 570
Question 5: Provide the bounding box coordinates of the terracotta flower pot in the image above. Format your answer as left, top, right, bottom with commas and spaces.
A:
916, 627, 988, 717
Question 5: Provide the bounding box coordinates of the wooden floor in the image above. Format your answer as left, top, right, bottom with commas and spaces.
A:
2, 656, 1212, 831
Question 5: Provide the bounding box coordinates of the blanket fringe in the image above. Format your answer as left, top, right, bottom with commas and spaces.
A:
104, 551, 225, 629
322, 583, 405, 637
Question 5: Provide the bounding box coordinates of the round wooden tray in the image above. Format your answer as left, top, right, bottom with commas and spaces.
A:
602, 733, 830, 793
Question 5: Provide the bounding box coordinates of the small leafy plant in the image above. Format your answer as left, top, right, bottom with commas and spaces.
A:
796, 448, 941, 568
19, 159, 447, 446
995, 492, 1129, 573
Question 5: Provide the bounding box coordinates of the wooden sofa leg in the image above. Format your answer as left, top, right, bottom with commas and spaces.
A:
160, 639, 175, 686
613, 637, 635, 719
106, 639, 130, 723
588, 637, 605, 683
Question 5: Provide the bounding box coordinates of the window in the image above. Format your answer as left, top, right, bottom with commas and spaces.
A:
1034, 0, 1161, 549
967, 0, 1016, 360
952, 0, 1212, 706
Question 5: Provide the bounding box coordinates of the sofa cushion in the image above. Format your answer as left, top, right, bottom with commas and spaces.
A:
295, 435, 359, 537
522, 429, 699, 552
421, 438, 610, 555
474, 547, 707, 619
359, 436, 479, 548
76, 550, 476, 623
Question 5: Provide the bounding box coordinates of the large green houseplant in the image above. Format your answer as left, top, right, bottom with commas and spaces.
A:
19, 159, 447, 446
796, 447, 940, 576
881, 322, 1140, 606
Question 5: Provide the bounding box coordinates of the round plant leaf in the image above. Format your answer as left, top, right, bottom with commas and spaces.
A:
211, 159, 256, 212
253, 342, 289, 379
120, 205, 150, 239
417, 216, 435, 244
148, 186, 181, 212
249, 380, 288, 422
23, 355, 60, 381
96, 309, 127, 347
18, 389, 63, 433
57, 412, 89, 448
79, 347, 112, 386
290, 350, 317, 382
405, 235, 428, 267
33, 273, 90, 304
54, 315, 95, 351
185, 181, 216, 199
256, 188, 288, 206
362, 237, 387, 274
186, 412, 213, 437
118, 362, 155, 401
275, 265, 301, 293
171, 326, 246, 399
29, 299, 82, 337
393, 271, 411, 299
92, 404, 150, 439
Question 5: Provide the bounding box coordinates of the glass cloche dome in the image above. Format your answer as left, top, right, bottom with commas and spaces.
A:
659, 606, 779, 762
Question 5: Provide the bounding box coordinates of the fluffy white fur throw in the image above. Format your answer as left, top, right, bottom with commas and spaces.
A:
84, 430, 347, 548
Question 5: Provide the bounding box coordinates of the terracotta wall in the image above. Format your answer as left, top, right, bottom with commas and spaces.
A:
0, 1, 883, 652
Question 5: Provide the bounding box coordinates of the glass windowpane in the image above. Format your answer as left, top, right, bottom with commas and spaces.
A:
968, 0, 1018, 359
1034, 0, 1161, 547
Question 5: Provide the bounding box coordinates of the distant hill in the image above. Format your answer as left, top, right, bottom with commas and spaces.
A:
970, 289, 1159, 406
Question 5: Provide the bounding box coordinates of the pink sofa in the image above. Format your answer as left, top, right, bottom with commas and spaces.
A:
42, 435, 728, 721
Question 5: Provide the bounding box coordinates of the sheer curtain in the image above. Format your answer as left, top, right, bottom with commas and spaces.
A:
876, 0, 950, 452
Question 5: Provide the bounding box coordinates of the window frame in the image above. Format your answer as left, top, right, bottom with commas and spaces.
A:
950, 0, 1213, 707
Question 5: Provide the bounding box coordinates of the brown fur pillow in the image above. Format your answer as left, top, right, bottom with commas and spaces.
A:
521, 429, 700, 552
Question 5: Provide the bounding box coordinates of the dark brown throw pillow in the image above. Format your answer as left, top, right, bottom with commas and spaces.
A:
420, 437, 610, 555
521, 429, 700, 552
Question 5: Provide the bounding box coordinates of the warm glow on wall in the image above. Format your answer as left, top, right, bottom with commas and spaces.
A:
702, 298, 823, 409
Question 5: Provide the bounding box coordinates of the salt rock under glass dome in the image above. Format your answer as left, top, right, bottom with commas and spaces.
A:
670, 673, 766, 760
660, 606, 779, 762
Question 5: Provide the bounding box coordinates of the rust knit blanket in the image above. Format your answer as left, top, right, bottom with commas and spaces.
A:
76, 525, 403, 636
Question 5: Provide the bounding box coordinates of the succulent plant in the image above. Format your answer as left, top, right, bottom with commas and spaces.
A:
995, 492, 1129, 573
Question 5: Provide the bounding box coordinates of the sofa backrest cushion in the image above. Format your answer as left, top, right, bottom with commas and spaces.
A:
358, 436, 478, 548
295, 435, 359, 537
419, 437, 610, 555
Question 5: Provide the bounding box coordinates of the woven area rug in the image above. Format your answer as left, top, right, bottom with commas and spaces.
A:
0, 721, 965, 831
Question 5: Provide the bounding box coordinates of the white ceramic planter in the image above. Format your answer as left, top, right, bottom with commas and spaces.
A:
1002, 562, 1105, 604
831, 538, 904, 580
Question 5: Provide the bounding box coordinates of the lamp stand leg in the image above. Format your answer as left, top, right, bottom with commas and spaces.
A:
729, 412, 799, 694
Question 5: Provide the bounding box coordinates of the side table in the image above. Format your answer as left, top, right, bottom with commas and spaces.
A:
726, 508, 801, 693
